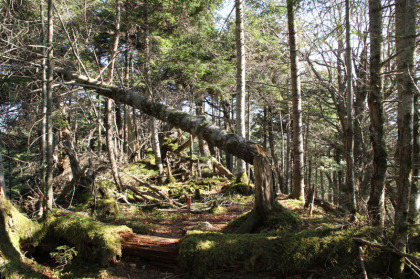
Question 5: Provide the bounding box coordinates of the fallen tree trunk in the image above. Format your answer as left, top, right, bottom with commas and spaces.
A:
57, 69, 264, 165
56, 69, 274, 233
313, 198, 345, 216
119, 231, 180, 266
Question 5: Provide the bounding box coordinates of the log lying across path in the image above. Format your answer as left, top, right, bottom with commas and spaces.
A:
119, 232, 180, 267
56, 69, 275, 233
56, 69, 263, 165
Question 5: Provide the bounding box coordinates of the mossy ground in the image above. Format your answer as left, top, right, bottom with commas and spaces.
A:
3, 158, 419, 278
179, 229, 361, 278
179, 200, 393, 278
49, 211, 131, 265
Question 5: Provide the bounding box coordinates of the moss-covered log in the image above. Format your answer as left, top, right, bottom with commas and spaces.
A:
0, 198, 43, 261
48, 212, 131, 265
179, 229, 360, 278
0, 198, 50, 277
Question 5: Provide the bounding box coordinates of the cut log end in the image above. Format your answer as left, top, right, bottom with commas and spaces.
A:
119, 232, 180, 266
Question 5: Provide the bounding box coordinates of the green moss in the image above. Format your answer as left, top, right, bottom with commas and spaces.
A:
122, 162, 159, 176
0, 199, 45, 255
165, 173, 176, 185
281, 199, 305, 210
223, 181, 254, 196
95, 198, 120, 218
235, 172, 249, 184
161, 136, 179, 152
209, 205, 227, 215
49, 213, 131, 266
142, 153, 156, 167
262, 205, 302, 233
223, 211, 252, 233
0, 199, 52, 278
179, 229, 360, 278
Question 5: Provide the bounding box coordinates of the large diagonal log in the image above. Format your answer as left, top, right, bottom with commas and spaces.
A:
57, 69, 275, 233
57, 69, 262, 165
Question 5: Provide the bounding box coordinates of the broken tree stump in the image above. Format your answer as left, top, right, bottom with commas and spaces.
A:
119, 232, 180, 266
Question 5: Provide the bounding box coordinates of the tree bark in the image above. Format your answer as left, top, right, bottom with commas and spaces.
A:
45, 0, 54, 213
235, 155, 274, 233
367, 0, 387, 227
268, 106, 282, 194
235, 0, 247, 181
0, 152, 5, 198
40, 1, 47, 207
408, 93, 419, 224
392, 0, 417, 276
343, 0, 356, 213
105, 0, 122, 191
119, 232, 180, 266
145, 0, 164, 180
57, 69, 265, 165
287, 0, 305, 201
354, 42, 369, 199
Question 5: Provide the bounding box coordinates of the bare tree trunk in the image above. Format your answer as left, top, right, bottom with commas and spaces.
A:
285, 111, 291, 194
409, 93, 419, 224
45, 0, 55, 213
0, 152, 5, 198
354, 41, 368, 199
105, 0, 122, 191
367, 0, 387, 227
343, 0, 356, 213
235, 0, 247, 182
196, 100, 212, 169
40, 1, 47, 204
287, 0, 305, 201
268, 106, 281, 194
145, 0, 164, 180
392, 0, 417, 276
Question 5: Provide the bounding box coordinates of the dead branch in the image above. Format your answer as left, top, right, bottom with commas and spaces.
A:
211, 157, 233, 179
354, 237, 420, 264
123, 173, 183, 207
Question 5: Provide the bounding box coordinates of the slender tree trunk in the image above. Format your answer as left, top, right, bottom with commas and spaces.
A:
343, 0, 356, 213
320, 170, 324, 201
392, 0, 417, 276
409, 93, 419, 224
0, 152, 5, 198
279, 109, 286, 194
145, 0, 164, 180
367, 0, 387, 227
196, 100, 212, 170
235, 0, 247, 182
40, 1, 47, 200
45, 0, 54, 213
354, 42, 368, 198
105, 0, 122, 191
268, 107, 281, 194
123, 42, 130, 154
285, 112, 291, 195
287, 0, 305, 201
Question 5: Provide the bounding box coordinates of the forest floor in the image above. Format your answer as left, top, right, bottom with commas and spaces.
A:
76, 193, 337, 279
13, 156, 414, 279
